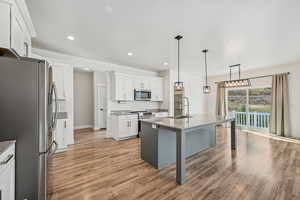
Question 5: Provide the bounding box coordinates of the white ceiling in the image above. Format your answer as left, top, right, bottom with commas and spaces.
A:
26, 0, 300, 76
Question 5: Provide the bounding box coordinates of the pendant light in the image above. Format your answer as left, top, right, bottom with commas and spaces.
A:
202, 49, 211, 94
223, 64, 251, 88
174, 35, 184, 90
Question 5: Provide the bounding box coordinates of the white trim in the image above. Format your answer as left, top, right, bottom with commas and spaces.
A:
243, 130, 300, 144
74, 125, 93, 130
55, 148, 67, 153
93, 126, 100, 131
32, 48, 160, 76
14, 0, 36, 37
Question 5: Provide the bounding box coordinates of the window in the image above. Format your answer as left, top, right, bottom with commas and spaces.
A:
249, 88, 272, 113
227, 87, 272, 131
228, 89, 247, 113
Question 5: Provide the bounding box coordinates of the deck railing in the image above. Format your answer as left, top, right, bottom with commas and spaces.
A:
233, 111, 270, 129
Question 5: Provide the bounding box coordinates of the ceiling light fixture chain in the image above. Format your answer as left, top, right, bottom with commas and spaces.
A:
229, 64, 241, 81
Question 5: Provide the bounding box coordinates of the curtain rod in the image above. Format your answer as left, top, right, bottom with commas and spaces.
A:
214, 72, 290, 84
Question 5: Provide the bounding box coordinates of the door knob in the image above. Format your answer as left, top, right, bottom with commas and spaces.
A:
100, 108, 104, 111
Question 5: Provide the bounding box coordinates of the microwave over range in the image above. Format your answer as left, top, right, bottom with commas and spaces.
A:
134, 89, 151, 101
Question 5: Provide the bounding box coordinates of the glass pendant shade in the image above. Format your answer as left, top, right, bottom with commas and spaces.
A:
202, 49, 211, 94
174, 35, 184, 90
203, 85, 211, 94
174, 81, 184, 90
222, 64, 251, 88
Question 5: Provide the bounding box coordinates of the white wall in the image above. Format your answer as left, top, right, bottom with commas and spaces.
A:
204, 62, 300, 138
74, 71, 94, 129
161, 69, 206, 116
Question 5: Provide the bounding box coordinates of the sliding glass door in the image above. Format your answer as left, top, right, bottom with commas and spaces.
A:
227, 87, 272, 132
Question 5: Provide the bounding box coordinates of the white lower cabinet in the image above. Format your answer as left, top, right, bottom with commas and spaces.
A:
111, 114, 138, 140
0, 143, 15, 200
54, 120, 68, 152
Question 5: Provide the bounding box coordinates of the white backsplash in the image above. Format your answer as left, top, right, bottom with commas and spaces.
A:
109, 101, 161, 112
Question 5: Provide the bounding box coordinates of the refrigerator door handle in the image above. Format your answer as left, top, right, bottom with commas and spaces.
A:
52, 82, 58, 130
49, 82, 58, 131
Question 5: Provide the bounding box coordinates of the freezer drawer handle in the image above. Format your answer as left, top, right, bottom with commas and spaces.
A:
0, 154, 14, 165
48, 141, 58, 156
40, 140, 58, 155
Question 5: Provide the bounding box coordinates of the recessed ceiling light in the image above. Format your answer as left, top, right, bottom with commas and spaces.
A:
128, 52, 133, 56
105, 5, 113, 13
163, 62, 169, 66
67, 35, 75, 41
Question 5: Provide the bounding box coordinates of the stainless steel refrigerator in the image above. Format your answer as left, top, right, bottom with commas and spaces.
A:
0, 55, 58, 200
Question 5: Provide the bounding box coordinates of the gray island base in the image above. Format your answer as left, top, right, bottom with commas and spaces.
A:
140, 115, 236, 185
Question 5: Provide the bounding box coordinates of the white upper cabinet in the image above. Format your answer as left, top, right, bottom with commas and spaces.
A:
111, 72, 164, 102
111, 72, 134, 101
151, 77, 164, 102
0, 0, 35, 57
11, 6, 25, 56
0, 2, 10, 49
134, 77, 151, 91
124, 76, 134, 101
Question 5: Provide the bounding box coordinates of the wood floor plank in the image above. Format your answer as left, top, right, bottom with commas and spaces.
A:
48, 128, 300, 200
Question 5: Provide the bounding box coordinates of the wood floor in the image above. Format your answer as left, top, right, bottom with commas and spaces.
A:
48, 128, 300, 200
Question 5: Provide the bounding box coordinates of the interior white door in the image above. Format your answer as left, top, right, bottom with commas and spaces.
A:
97, 85, 107, 129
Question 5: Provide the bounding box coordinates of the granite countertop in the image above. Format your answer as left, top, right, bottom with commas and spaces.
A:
0, 140, 15, 155
111, 109, 169, 116
110, 110, 137, 116
146, 109, 168, 113
140, 114, 234, 130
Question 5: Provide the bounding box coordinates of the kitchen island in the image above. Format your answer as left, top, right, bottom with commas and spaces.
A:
140, 114, 236, 184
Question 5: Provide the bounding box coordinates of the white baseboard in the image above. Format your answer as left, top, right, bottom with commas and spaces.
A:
243, 130, 300, 144
74, 125, 93, 130
55, 147, 68, 153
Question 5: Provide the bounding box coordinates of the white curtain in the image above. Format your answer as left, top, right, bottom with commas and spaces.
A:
270, 73, 290, 137
216, 83, 226, 117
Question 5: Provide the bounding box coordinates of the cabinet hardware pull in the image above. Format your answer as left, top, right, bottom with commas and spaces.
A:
0, 154, 14, 165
